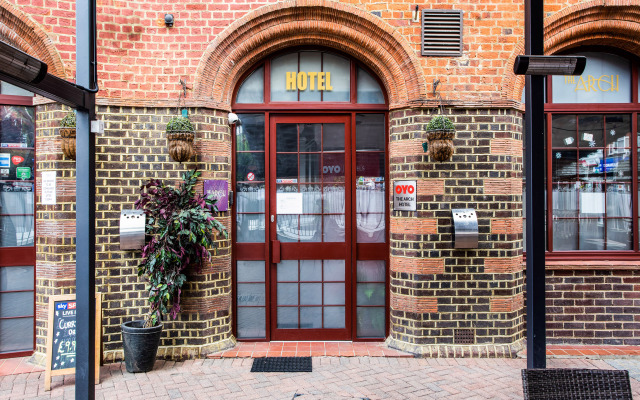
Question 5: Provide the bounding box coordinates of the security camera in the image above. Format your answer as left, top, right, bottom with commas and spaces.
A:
228, 113, 239, 125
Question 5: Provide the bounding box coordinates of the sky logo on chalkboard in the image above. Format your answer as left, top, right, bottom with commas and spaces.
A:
56, 302, 76, 310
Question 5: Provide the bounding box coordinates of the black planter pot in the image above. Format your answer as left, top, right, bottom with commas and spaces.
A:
121, 320, 163, 373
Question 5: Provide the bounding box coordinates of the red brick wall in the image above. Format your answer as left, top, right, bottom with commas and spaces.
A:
546, 267, 640, 345
2, 0, 640, 359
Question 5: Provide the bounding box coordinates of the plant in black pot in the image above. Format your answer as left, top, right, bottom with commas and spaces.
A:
121, 170, 227, 373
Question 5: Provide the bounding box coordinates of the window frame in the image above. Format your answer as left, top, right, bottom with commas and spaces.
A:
0, 88, 37, 358
231, 47, 389, 112
543, 49, 640, 260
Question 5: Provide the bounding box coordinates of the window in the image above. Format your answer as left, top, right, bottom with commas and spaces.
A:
541, 51, 640, 256
0, 81, 35, 357
234, 49, 385, 105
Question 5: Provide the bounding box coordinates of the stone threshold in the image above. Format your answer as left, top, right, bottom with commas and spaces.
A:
207, 341, 414, 358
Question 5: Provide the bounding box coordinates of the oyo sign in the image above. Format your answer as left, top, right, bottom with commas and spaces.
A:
393, 180, 417, 211
323, 165, 341, 174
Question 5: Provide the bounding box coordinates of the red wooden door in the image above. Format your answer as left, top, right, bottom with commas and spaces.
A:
0, 102, 36, 358
269, 115, 352, 340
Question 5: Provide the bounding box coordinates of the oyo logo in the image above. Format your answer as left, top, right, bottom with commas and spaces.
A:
395, 184, 415, 194
323, 165, 341, 174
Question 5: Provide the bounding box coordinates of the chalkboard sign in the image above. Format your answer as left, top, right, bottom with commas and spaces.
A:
45, 294, 102, 391
51, 299, 78, 370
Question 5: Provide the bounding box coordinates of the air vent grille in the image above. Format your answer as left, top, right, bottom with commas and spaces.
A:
454, 328, 475, 345
421, 10, 463, 57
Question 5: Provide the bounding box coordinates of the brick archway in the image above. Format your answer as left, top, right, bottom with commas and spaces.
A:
502, 2, 640, 102
0, 0, 66, 78
194, 0, 427, 110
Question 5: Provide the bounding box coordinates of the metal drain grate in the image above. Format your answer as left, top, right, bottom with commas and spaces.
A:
454, 329, 475, 345
251, 357, 312, 372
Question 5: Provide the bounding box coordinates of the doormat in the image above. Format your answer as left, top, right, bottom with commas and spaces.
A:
250, 357, 312, 372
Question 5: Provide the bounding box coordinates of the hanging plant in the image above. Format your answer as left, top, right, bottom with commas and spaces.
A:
59, 111, 76, 160
166, 79, 196, 163
166, 115, 195, 163
424, 79, 455, 162
425, 115, 455, 162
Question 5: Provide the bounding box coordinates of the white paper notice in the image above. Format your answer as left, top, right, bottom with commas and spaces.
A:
277, 192, 303, 214
580, 192, 605, 214
41, 171, 57, 205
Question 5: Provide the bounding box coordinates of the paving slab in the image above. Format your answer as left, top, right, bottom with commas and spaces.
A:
0, 356, 639, 399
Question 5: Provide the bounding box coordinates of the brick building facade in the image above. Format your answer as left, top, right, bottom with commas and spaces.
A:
0, 0, 639, 362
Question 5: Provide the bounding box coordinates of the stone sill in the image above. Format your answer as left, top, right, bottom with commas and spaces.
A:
545, 261, 640, 271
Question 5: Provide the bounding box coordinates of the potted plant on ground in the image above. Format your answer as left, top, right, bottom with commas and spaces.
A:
424, 114, 455, 162
59, 111, 76, 160
121, 170, 227, 373
166, 115, 195, 163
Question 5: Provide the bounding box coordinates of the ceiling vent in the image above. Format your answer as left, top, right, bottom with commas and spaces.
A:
421, 10, 463, 57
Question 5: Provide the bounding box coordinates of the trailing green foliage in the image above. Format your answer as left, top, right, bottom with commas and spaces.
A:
134, 170, 227, 327
166, 116, 194, 132
425, 115, 455, 132
60, 111, 76, 128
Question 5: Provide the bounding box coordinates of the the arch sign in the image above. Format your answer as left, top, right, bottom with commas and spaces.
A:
393, 180, 417, 211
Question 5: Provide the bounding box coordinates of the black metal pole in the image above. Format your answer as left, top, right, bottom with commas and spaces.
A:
75, 0, 97, 398
525, 0, 546, 369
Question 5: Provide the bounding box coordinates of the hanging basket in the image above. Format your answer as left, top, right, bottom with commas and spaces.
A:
425, 128, 455, 162
60, 128, 76, 160
167, 130, 195, 163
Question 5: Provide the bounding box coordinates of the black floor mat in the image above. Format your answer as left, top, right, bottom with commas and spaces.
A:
250, 357, 312, 372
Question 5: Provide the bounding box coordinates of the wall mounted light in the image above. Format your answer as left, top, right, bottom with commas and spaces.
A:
413, 5, 420, 22
513, 55, 586, 76
164, 14, 174, 27
0, 41, 47, 83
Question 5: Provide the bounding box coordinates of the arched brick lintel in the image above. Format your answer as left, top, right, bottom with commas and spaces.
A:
0, 0, 66, 78
194, 0, 428, 110
502, 3, 640, 102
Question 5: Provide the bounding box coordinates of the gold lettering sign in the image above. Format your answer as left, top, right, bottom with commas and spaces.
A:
286, 72, 333, 91
564, 75, 620, 92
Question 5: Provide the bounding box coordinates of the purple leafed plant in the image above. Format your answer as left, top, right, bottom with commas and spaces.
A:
134, 169, 227, 327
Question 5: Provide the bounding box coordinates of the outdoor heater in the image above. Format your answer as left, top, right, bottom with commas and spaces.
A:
513, 55, 586, 76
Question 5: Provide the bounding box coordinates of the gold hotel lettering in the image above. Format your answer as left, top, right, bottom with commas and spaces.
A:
286, 72, 333, 91
564, 75, 620, 92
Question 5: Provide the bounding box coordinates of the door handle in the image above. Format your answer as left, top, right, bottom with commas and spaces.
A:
271, 240, 281, 264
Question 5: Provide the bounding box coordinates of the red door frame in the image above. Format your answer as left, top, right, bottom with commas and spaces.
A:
231, 48, 390, 341
0, 94, 37, 359
268, 114, 353, 341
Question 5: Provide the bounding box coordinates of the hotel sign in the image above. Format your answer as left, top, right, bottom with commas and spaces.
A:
286, 72, 334, 91
562, 75, 619, 93
551, 53, 631, 104
393, 180, 417, 211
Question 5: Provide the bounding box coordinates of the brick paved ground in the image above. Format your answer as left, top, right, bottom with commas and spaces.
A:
1, 356, 640, 399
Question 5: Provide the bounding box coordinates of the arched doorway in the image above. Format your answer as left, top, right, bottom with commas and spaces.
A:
232, 49, 389, 341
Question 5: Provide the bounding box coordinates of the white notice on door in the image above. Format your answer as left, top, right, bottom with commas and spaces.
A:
277, 192, 303, 214
41, 171, 57, 205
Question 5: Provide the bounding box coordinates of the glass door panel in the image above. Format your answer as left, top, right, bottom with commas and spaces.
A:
234, 114, 268, 339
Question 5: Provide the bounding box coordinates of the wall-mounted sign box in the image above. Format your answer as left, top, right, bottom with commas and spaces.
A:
120, 210, 146, 250
393, 180, 417, 211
